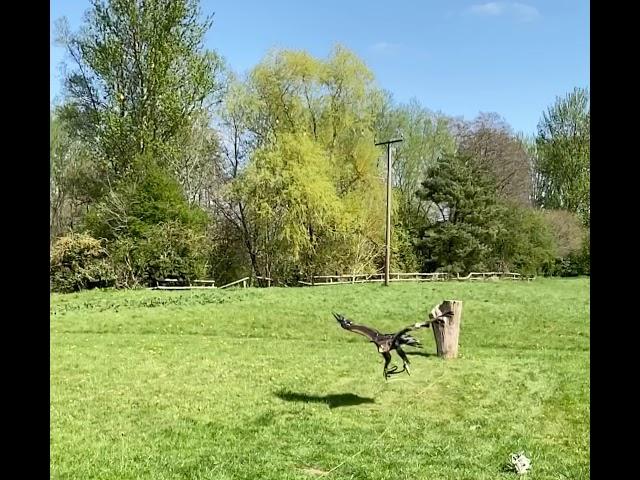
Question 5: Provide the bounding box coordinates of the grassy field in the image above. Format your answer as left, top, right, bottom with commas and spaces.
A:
50, 278, 589, 480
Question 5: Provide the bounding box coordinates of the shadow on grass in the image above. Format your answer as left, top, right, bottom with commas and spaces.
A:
275, 391, 375, 409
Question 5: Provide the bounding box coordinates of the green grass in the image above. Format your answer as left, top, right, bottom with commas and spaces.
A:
51, 278, 589, 479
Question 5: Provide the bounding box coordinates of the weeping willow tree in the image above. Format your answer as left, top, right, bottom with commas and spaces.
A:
217, 46, 387, 282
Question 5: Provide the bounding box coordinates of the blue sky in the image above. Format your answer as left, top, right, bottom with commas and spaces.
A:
50, 0, 589, 136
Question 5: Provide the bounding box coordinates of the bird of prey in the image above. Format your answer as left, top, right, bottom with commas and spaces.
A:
333, 311, 454, 379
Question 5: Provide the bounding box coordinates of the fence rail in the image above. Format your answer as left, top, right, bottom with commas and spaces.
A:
150, 272, 535, 290
299, 271, 534, 286
151, 277, 217, 290
219, 277, 250, 289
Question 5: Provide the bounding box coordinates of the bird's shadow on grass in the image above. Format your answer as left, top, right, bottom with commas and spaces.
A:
275, 390, 375, 409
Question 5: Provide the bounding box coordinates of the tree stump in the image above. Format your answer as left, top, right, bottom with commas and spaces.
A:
429, 300, 463, 359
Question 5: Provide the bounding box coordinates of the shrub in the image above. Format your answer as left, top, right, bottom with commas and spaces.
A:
50, 233, 116, 292
541, 210, 589, 276
391, 224, 421, 273
83, 161, 208, 241
109, 221, 210, 287
491, 204, 557, 275
541, 210, 584, 257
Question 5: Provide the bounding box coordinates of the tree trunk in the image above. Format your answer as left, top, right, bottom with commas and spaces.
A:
430, 300, 463, 359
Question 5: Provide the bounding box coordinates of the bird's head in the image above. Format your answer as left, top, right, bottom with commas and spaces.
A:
429, 308, 454, 320
332, 312, 351, 326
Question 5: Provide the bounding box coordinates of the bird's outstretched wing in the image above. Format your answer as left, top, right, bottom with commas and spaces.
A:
333, 313, 381, 341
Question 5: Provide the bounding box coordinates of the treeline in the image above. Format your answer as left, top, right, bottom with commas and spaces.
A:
50, 0, 590, 292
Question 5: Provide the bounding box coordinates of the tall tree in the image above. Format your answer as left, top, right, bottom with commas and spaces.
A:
216, 47, 387, 282
50, 113, 101, 242
457, 113, 533, 206
53, 0, 223, 286
414, 152, 556, 275
56, 0, 224, 184
535, 87, 590, 225
415, 153, 501, 273
517, 133, 543, 207
374, 97, 457, 231
171, 110, 221, 207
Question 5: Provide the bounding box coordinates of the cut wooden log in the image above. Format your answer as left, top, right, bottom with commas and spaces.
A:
429, 300, 463, 359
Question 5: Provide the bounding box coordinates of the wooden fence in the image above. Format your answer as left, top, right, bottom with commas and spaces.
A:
299, 271, 534, 286
151, 278, 216, 290
150, 277, 250, 290
150, 271, 534, 290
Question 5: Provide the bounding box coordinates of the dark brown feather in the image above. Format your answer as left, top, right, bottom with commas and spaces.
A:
333, 313, 381, 341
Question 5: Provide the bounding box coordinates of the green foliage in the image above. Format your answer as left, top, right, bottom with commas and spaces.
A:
207, 224, 252, 286
56, 0, 223, 174
390, 222, 421, 272
171, 110, 221, 206
50, 2, 590, 287
84, 160, 208, 240
53, 0, 223, 289
544, 234, 590, 277
109, 221, 209, 287
541, 210, 585, 257
80, 157, 210, 287
579, 231, 590, 274
50, 233, 116, 292
374, 97, 457, 232
458, 113, 532, 206
50, 113, 103, 242
415, 153, 501, 273
413, 154, 557, 275
233, 132, 343, 279
492, 204, 556, 275
222, 46, 387, 282
539, 210, 589, 277
535, 87, 590, 225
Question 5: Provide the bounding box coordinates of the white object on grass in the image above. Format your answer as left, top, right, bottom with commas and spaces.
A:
510, 452, 531, 474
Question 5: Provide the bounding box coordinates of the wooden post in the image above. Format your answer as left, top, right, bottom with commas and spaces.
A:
375, 138, 402, 286
429, 300, 463, 359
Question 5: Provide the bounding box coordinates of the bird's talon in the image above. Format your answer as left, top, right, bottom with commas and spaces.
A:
385, 366, 406, 377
